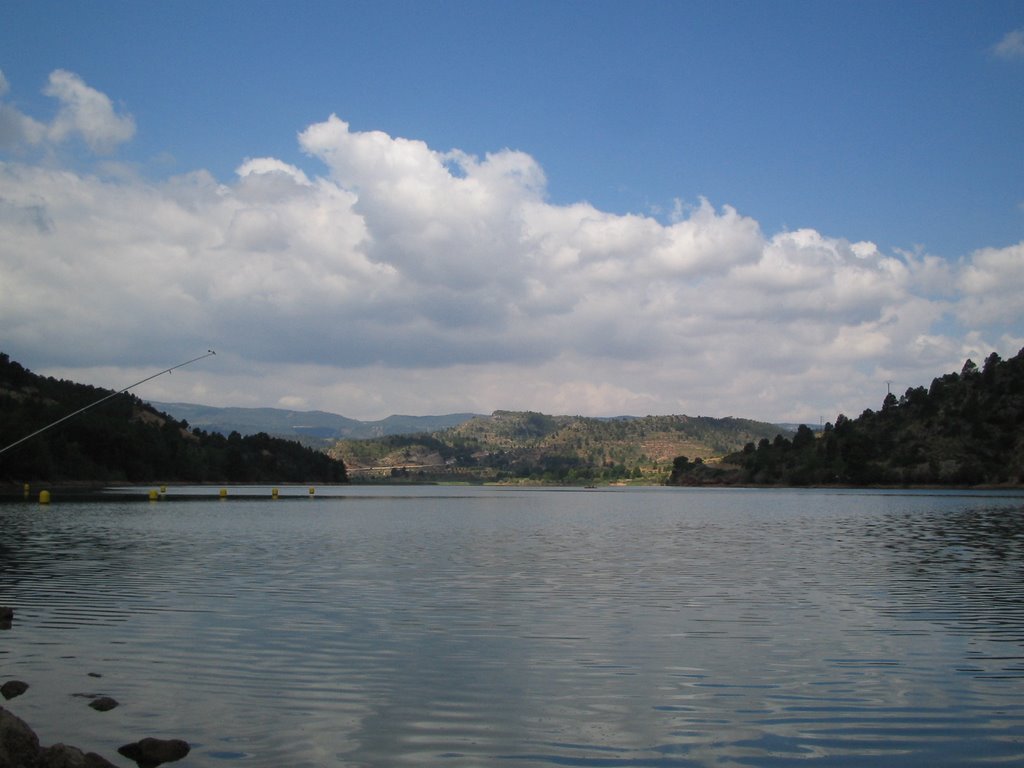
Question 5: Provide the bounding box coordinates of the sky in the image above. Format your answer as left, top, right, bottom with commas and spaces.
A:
1, 0, 1023, 424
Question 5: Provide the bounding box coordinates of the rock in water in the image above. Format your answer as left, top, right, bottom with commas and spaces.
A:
87, 696, 118, 712
117, 738, 191, 768
1, 680, 29, 700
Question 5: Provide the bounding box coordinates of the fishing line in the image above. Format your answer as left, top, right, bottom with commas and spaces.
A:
0, 350, 216, 456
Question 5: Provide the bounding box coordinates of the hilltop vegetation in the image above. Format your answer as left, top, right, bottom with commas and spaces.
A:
669, 349, 1024, 487
330, 410, 789, 483
0, 353, 348, 484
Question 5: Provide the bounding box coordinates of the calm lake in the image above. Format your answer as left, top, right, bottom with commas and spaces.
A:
2, 485, 1023, 767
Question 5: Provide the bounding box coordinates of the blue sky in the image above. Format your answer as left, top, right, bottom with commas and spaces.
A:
1, 1, 1023, 422
6, 0, 1022, 255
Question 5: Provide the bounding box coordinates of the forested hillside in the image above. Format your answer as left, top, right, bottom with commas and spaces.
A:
330, 410, 788, 483
669, 349, 1024, 487
0, 353, 347, 484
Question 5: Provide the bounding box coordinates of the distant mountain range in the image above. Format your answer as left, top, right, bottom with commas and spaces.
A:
149, 402, 794, 484
148, 402, 481, 443
149, 401, 801, 445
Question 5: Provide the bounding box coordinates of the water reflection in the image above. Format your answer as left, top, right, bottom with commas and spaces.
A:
858, 504, 1024, 656
1, 488, 1023, 767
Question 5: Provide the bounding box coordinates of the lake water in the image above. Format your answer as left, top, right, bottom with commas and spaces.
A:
2, 485, 1023, 767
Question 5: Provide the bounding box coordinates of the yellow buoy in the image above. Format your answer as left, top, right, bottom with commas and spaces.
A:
219, 488, 228, 499
308, 487, 316, 497
271, 488, 279, 499
38, 490, 51, 504
148, 489, 159, 502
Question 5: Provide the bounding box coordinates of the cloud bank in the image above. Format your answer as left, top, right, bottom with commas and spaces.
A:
1, 71, 1022, 422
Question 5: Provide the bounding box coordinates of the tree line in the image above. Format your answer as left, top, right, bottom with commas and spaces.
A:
669, 349, 1024, 487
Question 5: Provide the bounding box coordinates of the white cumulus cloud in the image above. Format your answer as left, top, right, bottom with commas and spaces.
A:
1, 72, 1022, 423
0, 69, 134, 154
956, 242, 1024, 326
43, 69, 136, 152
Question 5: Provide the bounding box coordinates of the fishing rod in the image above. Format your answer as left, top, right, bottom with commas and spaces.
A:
0, 350, 216, 456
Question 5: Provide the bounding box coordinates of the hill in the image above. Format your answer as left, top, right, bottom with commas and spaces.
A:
668, 349, 1024, 487
149, 402, 480, 444
0, 353, 348, 485
329, 410, 790, 483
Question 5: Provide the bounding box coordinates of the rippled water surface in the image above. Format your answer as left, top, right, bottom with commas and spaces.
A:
2, 486, 1024, 767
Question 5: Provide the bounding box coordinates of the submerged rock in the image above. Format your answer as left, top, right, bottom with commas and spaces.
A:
1, 680, 29, 700
87, 696, 118, 712
2, 686, 185, 768
117, 738, 191, 768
